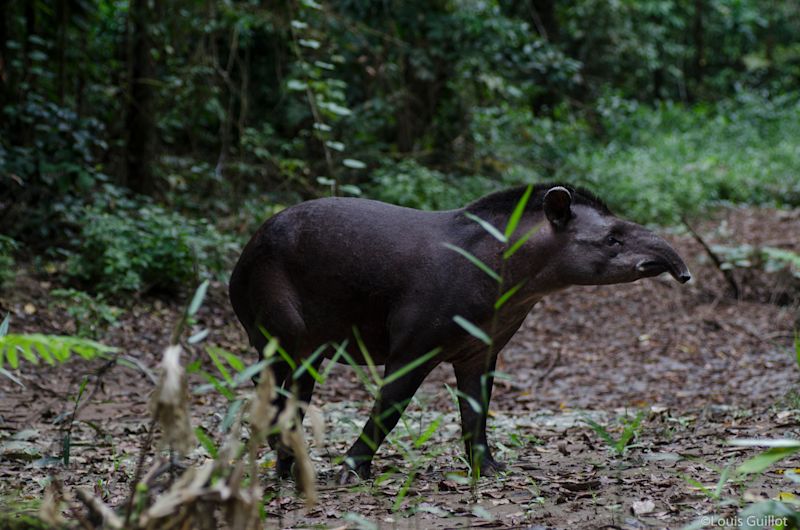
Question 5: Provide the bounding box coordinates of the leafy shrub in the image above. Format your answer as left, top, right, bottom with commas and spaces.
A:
1, 94, 110, 241
0, 235, 18, 288
49, 289, 122, 339
368, 160, 499, 211
0, 334, 117, 370
66, 196, 237, 295
557, 91, 800, 224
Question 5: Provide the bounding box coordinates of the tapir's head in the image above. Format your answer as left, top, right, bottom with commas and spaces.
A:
541, 186, 691, 286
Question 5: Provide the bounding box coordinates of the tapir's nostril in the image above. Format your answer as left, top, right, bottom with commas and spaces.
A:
678, 272, 691, 283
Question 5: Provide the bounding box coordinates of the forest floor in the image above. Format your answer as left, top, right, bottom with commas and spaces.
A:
1, 206, 799, 529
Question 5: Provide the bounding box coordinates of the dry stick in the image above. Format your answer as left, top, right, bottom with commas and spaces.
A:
681, 215, 741, 299
61, 359, 115, 466
123, 417, 157, 528
537, 349, 562, 383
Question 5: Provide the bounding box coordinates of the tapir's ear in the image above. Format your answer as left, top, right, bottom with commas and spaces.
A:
543, 186, 572, 229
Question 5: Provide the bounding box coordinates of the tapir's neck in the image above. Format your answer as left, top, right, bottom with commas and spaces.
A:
452, 209, 567, 308
504, 216, 569, 300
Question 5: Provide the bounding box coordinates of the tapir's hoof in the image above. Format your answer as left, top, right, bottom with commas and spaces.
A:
337, 461, 371, 485
476, 458, 507, 477
276, 455, 294, 479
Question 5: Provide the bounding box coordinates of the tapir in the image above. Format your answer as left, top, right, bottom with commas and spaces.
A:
228, 184, 691, 483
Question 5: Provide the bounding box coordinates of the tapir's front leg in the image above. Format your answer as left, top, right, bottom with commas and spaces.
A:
338, 357, 436, 484
454, 356, 506, 476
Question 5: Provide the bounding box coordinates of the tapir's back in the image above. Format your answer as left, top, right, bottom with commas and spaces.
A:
228, 197, 450, 348
244, 196, 445, 282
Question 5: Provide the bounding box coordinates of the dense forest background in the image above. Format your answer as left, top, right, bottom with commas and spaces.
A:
1, 0, 800, 296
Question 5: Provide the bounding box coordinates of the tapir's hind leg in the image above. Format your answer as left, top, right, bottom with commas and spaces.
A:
246, 286, 315, 477
275, 356, 323, 478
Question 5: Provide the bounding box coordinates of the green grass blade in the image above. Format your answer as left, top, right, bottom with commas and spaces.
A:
494, 281, 526, 310
206, 346, 233, 385
714, 465, 731, 499
504, 184, 533, 239
414, 416, 443, 447
7, 340, 18, 369
581, 416, 618, 449
382, 348, 441, 386
0, 314, 9, 337
392, 469, 417, 512
222, 350, 245, 372
503, 223, 541, 260
463, 212, 506, 243
453, 315, 492, 346
443, 243, 501, 283
736, 446, 800, 475
293, 343, 328, 384
322, 340, 348, 379
195, 427, 218, 458
335, 345, 377, 396
795, 330, 799, 371
353, 327, 382, 387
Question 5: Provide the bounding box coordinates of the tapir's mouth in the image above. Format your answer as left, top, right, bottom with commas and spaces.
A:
636, 260, 668, 276
636, 259, 691, 283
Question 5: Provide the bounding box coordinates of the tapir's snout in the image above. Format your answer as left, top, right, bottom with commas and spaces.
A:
634, 233, 691, 283
636, 259, 691, 283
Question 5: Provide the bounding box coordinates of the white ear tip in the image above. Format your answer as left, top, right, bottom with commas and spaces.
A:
546, 186, 571, 196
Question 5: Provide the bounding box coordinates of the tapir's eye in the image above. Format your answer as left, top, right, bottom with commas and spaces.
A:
606, 235, 623, 247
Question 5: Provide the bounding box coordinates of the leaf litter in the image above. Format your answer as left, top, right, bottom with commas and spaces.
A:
0, 207, 798, 528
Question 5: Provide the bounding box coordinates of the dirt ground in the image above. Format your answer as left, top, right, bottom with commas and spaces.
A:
1, 207, 799, 529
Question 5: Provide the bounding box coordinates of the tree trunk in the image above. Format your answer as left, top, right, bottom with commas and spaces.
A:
125, 0, 156, 196
691, 0, 704, 98
57, 0, 68, 105
530, 0, 558, 42
0, 0, 9, 109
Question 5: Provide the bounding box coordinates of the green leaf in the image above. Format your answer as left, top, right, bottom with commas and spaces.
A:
298, 39, 320, 49
231, 360, 268, 387
0, 314, 9, 337
342, 158, 366, 169
325, 140, 345, 151
739, 500, 799, 530
187, 280, 210, 317
222, 350, 245, 372
195, 427, 218, 458
320, 101, 351, 116
220, 399, 243, 433
443, 243, 501, 283
287, 79, 307, 91
453, 316, 491, 346
583, 417, 614, 444
463, 212, 506, 243
340, 184, 362, 196
736, 446, 800, 475
188, 329, 209, 344
729, 439, 800, 448
504, 184, 533, 239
